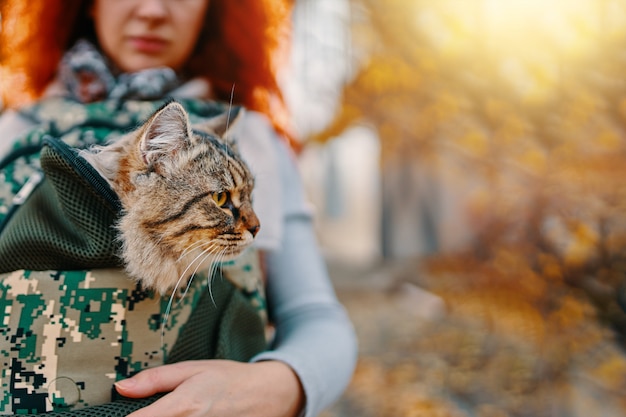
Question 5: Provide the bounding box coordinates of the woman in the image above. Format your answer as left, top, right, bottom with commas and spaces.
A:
0, 1, 357, 416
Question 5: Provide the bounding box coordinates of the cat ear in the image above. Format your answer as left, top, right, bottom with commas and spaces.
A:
197, 106, 244, 140
139, 101, 192, 166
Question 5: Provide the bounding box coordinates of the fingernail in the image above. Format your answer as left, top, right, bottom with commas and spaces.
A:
115, 378, 136, 390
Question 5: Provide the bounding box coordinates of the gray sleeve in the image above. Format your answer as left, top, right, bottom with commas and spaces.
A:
250, 139, 358, 417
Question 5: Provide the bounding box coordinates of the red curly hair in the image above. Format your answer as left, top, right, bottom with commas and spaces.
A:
0, 0, 297, 146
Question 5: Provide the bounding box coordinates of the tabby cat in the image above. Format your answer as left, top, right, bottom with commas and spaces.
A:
81, 101, 260, 295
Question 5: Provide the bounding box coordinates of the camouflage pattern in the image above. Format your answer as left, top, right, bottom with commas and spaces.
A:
0, 268, 205, 414
0, 255, 267, 414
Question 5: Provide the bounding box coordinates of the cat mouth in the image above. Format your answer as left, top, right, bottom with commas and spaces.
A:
179, 240, 251, 265
219, 242, 252, 258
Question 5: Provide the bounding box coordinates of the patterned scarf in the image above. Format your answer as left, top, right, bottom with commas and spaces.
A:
59, 39, 182, 103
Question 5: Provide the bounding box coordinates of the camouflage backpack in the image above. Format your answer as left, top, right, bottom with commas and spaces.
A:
0, 98, 268, 415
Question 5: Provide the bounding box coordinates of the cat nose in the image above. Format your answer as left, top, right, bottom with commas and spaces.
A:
241, 208, 260, 237
247, 224, 260, 237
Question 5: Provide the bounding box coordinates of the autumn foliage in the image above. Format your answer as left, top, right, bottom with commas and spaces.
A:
318, 1, 626, 416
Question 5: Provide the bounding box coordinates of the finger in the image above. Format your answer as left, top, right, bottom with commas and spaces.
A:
115, 361, 202, 398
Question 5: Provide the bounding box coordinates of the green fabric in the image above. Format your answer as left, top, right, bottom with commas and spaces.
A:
168, 275, 268, 364
0, 138, 122, 272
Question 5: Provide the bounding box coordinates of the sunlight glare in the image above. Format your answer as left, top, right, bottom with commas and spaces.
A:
418, 0, 624, 103
483, 0, 601, 58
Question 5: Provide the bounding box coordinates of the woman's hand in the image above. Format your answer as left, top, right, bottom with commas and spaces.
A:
115, 360, 305, 417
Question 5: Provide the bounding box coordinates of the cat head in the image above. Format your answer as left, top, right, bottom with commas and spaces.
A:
87, 101, 260, 294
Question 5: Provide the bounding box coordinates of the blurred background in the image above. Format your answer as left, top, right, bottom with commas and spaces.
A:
287, 1, 626, 416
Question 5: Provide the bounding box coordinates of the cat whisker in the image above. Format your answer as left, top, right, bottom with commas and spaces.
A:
177, 241, 220, 286
177, 239, 214, 263
210, 248, 228, 282
206, 248, 229, 308
227, 83, 235, 132
161, 275, 186, 349
204, 251, 221, 307
178, 242, 221, 304
161, 241, 221, 346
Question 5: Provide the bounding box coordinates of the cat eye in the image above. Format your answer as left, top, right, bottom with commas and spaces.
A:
212, 191, 229, 207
